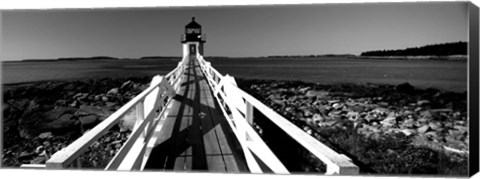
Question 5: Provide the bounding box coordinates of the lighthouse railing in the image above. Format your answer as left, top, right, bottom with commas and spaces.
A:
196, 55, 359, 175
42, 57, 187, 170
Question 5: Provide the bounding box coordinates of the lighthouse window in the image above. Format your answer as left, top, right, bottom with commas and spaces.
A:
188, 29, 200, 34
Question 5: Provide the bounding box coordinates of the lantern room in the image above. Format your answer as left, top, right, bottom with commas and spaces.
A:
181, 17, 206, 57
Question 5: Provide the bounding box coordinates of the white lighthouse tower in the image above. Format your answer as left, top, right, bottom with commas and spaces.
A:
181, 17, 206, 58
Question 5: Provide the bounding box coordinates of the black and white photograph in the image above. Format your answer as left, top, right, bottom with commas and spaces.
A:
1, 1, 478, 178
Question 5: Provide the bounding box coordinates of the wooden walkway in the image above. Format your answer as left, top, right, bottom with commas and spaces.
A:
143, 56, 248, 172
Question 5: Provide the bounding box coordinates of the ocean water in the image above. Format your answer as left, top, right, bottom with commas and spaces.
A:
208, 57, 467, 92
2, 58, 180, 84
2, 57, 467, 92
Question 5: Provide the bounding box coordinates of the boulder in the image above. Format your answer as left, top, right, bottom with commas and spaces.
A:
351, 105, 365, 113
399, 129, 416, 136
312, 113, 324, 123
18, 151, 36, 161
44, 113, 77, 132
417, 117, 430, 124
298, 87, 311, 94
305, 90, 328, 98
69, 100, 78, 107
417, 125, 430, 134
102, 96, 109, 102
332, 103, 343, 110
54, 99, 67, 106
395, 82, 415, 94
362, 125, 381, 133
113, 142, 122, 149
431, 108, 454, 113
79, 115, 99, 127
401, 118, 415, 128
381, 116, 396, 127
10, 99, 30, 111
377, 102, 389, 107
424, 131, 438, 138
30, 156, 47, 164
454, 120, 466, 126
18, 106, 77, 139
417, 100, 431, 106
419, 110, 431, 117
398, 99, 409, 106
375, 107, 391, 114
107, 88, 119, 96
271, 99, 286, 107
77, 105, 112, 119
35, 146, 44, 154
318, 120, 337, 127
304, 110, 314, 117
106, 102, 117, 107
346, 111, 359, 121
3, 103, 10, 112
120, 80, 134, 90
268, 94, 281, 100
327, 100, 340, 104
38, 132, 53, 139
73, 93, 88, 100
428, 121, 442, 131
317, 106, 329, 115
453, 125, 468, 134
444, 122, 454, 129
93, 95, 102, 101
364, 114, 376, 123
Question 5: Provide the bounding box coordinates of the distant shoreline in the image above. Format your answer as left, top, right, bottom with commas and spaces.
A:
356, 55, 467, 61
1, 56, 182, 63
1, 54, 468, 63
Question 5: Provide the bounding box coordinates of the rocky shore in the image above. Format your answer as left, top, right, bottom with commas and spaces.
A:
236, 79, 468, 175
2, 77, 151, 168
2, 76, 469, 175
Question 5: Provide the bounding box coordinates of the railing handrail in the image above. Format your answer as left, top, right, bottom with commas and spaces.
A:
44, 57, 187, 169
196, 55, 359, 175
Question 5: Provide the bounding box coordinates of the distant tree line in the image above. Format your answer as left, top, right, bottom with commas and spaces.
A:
265, 54, 356, 58
140, 56, 181, 59
360, 42, 467, 56
22, 56, 185, 62
57, 56, 119, 61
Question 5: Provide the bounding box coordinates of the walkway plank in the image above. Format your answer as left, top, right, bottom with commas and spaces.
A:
143, 56, 247, 172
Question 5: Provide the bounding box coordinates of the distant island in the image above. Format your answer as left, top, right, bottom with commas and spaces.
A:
360, 42, 467, 57
21, 56, 181, 62
139, 56, 182, 60
15, 42, 468, 62
204, 54, 357, 60
264, 54, 357, 58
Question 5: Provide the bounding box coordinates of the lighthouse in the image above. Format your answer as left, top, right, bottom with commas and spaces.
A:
181, 17, 206, 58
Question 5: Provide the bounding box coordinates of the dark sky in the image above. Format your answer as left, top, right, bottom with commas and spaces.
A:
1, 2, 468, 61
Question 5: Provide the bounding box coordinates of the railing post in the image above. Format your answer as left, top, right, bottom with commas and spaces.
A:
76, 158, 82, 168
135, 101, 145, 137
326, 164, 359, 175
70, 158, 81, 168
246, 101, 254, 125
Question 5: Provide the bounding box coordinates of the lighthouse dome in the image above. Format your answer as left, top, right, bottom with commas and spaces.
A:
185, 17, 201, 28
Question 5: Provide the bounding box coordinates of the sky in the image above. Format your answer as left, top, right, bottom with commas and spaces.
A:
1, 2, 469, 61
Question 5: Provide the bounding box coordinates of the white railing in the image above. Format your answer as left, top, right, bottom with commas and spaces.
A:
23, 57, 188, 170
21, 53, 359, 174
196, 55, 359, 175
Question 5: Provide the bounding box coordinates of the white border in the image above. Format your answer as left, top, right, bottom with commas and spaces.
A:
0, 0, 475, 10
1, 0, 478, 179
